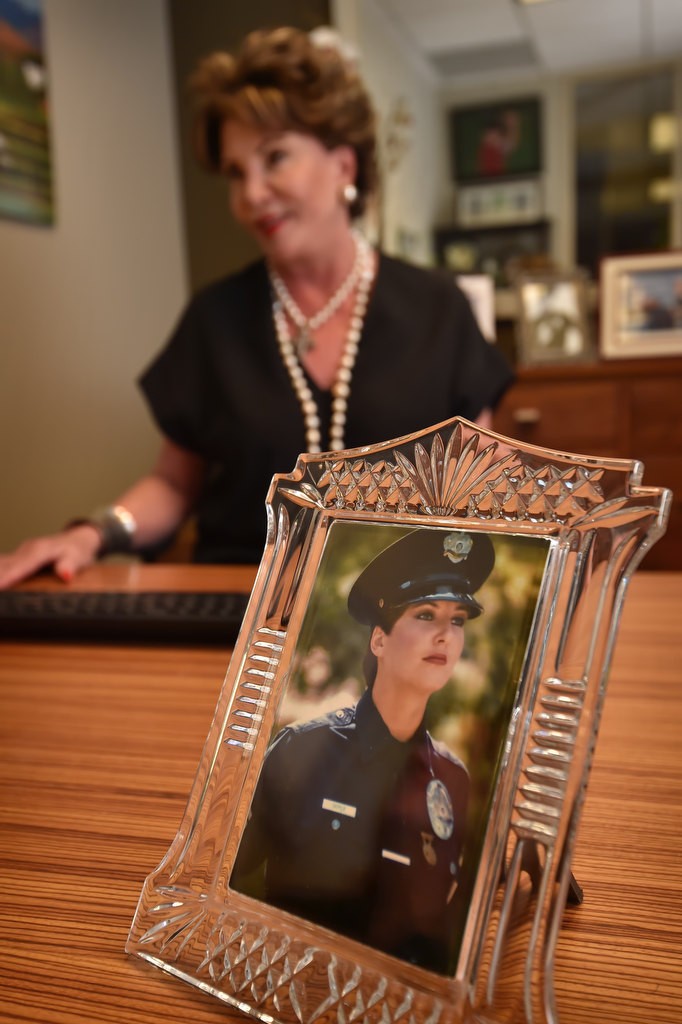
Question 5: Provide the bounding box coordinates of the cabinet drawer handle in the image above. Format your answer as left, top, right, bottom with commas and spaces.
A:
513, 407, 541, 425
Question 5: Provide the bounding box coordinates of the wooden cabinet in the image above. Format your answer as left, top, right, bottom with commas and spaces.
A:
493, 357, 682, 570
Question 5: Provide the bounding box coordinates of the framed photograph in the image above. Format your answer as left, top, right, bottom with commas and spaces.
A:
127, 417, 670, 1024
0, 0, 54, 226
449, 97, 542, 184
435, 220, 550, 289
515, 270, 595, 367
230, 521, 549, 976
456, 273, 496, 342
457, 179, 543, 228
600, 250, 682, 359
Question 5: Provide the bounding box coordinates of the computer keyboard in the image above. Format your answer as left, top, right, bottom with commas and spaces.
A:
0, 588, 250, 644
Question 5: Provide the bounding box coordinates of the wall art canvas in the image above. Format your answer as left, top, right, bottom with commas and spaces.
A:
450, 98, 542, 184
0, 0, 54, 225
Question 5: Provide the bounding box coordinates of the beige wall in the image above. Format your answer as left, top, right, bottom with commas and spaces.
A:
0, 0, 187, 550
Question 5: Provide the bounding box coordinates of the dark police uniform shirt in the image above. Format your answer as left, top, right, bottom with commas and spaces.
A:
230, 690, 470, 973
139, 254, 513, 564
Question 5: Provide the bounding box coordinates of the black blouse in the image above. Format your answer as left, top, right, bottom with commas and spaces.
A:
139, 253, 513, 564
230, 689, 470, 972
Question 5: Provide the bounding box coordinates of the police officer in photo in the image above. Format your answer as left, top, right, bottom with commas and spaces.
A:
230, 527, 495, 973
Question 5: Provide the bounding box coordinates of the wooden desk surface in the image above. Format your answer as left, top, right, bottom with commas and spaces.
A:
0, 566, 680, 1023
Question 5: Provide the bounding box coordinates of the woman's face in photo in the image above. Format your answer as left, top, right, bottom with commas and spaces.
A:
370, 600, 468, 697
220, 119, 353, 265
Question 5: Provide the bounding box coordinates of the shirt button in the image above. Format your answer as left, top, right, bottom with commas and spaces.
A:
331, 819, 341, 830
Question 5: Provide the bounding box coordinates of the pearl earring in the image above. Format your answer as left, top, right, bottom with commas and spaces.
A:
343, 183, 358, 206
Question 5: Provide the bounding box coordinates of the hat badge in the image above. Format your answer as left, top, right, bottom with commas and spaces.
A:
443, 532, 473, 564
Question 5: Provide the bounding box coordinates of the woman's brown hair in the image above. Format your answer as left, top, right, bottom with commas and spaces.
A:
362, 605, 404, 690
189, 26, 378, 218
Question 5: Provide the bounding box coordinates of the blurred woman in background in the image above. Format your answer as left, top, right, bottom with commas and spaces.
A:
0, 26, 512, 587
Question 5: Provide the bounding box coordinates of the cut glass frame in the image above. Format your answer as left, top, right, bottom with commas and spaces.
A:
127, 417, 670, 1024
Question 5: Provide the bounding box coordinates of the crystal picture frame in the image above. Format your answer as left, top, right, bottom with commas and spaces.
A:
126, 417, 670, 1024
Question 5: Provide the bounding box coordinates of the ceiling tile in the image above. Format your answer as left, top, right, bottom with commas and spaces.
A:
370, 0, 682, 82
650, 0, 682, 58
429, 39, 538, 78
377, 0, 526, 52
528, 0, 644, 71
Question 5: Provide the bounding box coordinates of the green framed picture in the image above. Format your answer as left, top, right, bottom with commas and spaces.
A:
449, 97, 542, 184
0, 0, 54, 226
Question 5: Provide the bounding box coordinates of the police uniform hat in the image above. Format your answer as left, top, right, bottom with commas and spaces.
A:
347, 529, 495, 625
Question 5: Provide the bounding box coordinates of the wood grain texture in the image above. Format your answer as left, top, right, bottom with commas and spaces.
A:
0, 567, 680, 1023
492, 357, 682, 571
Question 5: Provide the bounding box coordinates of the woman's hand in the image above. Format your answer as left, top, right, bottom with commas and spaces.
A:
0, 523, 103, 590
0, 439, 205, 591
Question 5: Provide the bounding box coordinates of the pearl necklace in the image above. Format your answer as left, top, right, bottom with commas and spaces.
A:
272, 233, 374, 453
269, 229, 365, 356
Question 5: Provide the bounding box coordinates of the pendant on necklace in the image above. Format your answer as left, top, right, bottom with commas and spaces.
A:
421, 831, 437, 866
295, 326, 315, 356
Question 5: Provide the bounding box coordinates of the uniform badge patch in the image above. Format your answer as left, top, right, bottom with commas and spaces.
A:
426, 778, 454, 839
443, 532, 473, 564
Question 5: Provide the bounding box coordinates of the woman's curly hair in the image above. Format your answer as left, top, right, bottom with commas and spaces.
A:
189, 26, 378, 218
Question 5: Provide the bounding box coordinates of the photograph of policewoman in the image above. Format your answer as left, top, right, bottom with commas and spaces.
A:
230, 529, 495, 974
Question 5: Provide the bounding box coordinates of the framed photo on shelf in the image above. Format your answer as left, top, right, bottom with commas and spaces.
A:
515, 269, 594, 367
126, 417, 670, 1024
449, 97, 542, 184
456, 273, 497, 341
435, 220, 551, 289
600, 250, 682, 359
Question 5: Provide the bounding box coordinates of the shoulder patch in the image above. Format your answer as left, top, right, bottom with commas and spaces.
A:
287, 704, 357, 735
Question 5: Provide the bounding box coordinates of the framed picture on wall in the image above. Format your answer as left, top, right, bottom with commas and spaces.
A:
449, 97, 542, 184
456, 178, 543, 228
0, 0, 54, 226
600, 251, 682, 358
